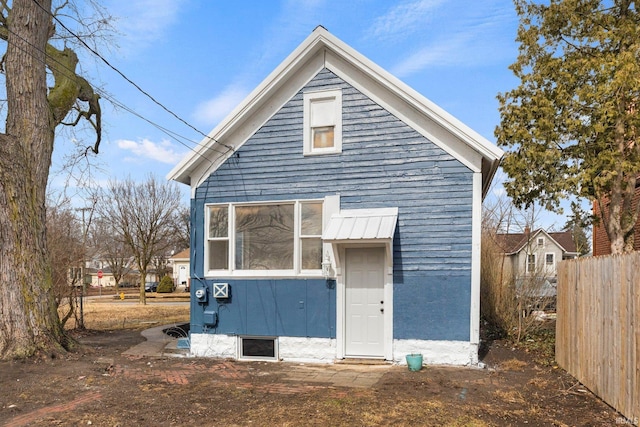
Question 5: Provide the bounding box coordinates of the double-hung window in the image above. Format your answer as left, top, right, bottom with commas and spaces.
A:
206, 200, 323, 275
303, 89, 342, 155
207, 205, 229, 270
545, 253, 554, 266
526, 253, 536, 274
545, 253, 555, 273
300, 202, 323, 271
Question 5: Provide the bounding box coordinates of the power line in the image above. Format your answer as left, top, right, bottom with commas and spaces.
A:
31, 0, 235, 153
2, 9, 228, 161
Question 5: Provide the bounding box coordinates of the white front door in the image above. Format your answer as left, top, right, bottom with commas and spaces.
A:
345, 247, 385, 358
178, 265, 187, 285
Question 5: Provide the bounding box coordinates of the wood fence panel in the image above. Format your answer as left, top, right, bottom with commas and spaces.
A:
557, 254, 639, 425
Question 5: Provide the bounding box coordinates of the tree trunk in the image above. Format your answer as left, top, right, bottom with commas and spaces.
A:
139, 273, 147, 305
0, 0, 68, 359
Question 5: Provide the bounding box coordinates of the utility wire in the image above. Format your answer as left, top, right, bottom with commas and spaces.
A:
2, 10, 227, 161
31, 0, 235, 153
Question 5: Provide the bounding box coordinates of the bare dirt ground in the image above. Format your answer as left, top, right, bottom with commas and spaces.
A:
0, 302, 623, 426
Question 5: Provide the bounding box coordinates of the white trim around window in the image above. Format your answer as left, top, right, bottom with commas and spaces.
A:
545, 252, 555, 266
205, 199, 324, 278
303, 89, 342, 156
526, 253, 536, 274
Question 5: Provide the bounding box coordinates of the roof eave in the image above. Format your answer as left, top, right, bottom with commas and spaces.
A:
167, 28, 330, 187
167, 26, 505, 189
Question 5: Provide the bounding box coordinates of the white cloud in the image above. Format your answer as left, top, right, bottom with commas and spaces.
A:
190, 0, 323, 130
368, 0, 446, 41
193, 85, 249, 126
106, 0, 186, 54
117, 138, 184, 164
391, 33, 471, 76
389, 5, 517, 77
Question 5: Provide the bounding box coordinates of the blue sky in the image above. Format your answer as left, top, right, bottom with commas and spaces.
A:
47, 0, 568, 230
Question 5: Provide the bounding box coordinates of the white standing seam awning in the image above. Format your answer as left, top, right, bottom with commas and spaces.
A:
323, 208, 398, 243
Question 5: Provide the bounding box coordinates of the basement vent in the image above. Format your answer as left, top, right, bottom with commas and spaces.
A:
239, 336, 278, 360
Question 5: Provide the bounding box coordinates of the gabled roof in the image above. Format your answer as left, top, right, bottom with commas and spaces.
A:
548, 231, 578, 254
167, 26, 503, 197
495, 229, 578, 255
170, 248, 190, 261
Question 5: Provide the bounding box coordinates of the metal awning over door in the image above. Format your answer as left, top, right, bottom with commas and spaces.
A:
323, 207, 398, 243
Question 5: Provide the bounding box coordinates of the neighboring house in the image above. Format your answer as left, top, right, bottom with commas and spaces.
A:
495, 228, 579, 297
168, 27, 503, 365
85, 267, 116, 288
592, 182, 640, 255
170, 248, 190, 290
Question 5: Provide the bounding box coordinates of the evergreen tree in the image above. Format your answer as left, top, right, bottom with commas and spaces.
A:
496, 0, 640, 254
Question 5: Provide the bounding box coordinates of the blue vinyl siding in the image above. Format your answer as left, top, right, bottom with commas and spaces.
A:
191, 68, 473, 341
190, 279, 336, 338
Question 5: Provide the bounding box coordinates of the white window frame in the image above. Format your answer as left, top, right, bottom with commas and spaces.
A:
205, 205, 230, 271
303, 89, 342, 156
545, 252, 555, 272
299, 201, 323, 275
238, 336, 278, 361
205, 199, 324, 278
545, 252, 555, 265
537, 237, 545, 247
526, 253, 536, 273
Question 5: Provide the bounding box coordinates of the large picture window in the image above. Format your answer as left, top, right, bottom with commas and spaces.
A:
206, 200, 323, 275
235, 204, 294, 270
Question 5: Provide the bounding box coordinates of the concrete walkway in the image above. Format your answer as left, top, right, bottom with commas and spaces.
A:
121, 324, 187, 358
122, 325, 392, 388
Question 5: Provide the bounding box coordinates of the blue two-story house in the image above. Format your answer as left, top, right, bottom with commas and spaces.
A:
168, 27, 503, 365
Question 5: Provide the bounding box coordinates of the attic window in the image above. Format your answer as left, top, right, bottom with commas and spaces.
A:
303, 89, 342, 155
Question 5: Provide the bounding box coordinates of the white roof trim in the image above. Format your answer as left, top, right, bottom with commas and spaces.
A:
323, 207, 398, 242
167, 26, 503, 195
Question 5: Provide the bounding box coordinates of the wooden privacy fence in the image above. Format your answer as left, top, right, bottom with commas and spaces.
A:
557, 253, 639, 425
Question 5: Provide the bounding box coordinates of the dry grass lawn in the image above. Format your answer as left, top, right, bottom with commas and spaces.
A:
60, 299, 190, 330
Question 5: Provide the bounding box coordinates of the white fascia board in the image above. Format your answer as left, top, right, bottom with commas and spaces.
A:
167, 28, 329, 188
167, 26, 504, 191
514, 229, 544, 253
321, 37, 503, 172
191, 60, 325, 191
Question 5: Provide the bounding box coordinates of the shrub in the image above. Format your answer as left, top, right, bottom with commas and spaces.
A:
157, 276, 174, 293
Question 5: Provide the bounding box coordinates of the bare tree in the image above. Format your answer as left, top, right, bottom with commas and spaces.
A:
90, 217, 134, 292
481, 196, 557, 342
150, 206, 191, 284
96, 176, 183, 304
0, 0, 106, 358
46, 199, 84, 329
171, 206, 191, 252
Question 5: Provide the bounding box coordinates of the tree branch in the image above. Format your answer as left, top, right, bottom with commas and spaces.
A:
0, 3, 102, 153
